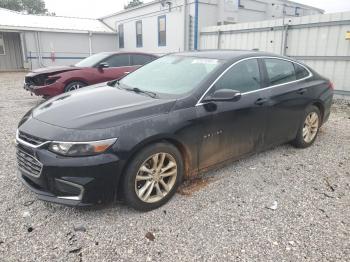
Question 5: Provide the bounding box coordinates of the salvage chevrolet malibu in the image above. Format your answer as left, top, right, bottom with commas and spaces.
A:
16, 50, 333, 211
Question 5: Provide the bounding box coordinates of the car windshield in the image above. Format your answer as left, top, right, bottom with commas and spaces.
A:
119, 55, 223, 95
75, 53, 111, 67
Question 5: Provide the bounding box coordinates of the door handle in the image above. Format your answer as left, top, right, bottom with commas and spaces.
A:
255, 98, 268, 106
296, 88, 307, 95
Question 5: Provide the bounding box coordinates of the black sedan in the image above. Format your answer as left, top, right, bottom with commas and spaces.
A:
16, 50, 333, 211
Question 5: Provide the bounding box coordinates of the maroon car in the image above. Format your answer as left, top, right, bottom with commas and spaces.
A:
24, 52, 157, 98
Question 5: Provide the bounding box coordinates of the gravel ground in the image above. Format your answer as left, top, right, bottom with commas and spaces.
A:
0, 72, 349, 262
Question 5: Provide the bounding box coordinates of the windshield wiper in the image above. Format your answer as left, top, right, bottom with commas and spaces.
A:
123, 87, 158, 98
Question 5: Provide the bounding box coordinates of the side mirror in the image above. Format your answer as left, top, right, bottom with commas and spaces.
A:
203, 89, 242, 102
98, 62, 109, 69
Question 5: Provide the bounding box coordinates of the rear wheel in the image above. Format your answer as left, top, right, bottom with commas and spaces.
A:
122, 142, 184, 211
292, 105, 321, 148
64, 81, 86, 93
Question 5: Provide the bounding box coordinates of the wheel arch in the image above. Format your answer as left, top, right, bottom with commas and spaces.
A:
116, 135, 193, 198
63, 78, 88, 87
311, 100, 325, 124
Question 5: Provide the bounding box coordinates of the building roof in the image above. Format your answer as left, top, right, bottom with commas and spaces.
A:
100, 0, 160, 19
100, 0, 324, 20
0, 8, 115, 34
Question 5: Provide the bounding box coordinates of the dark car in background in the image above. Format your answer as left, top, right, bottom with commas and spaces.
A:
23, 52, 157, 98
16, 50, 333, 211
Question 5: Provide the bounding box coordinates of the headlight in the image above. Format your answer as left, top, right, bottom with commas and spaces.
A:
45, 76, 61, 85
48, 138, 117, 156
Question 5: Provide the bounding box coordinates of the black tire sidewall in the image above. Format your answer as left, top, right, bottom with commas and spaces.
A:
64, 81, 86, 93
293, 105, 321, 148
122, 142, 184, 211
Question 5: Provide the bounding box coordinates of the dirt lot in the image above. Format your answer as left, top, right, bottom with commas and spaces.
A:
0, 72, 349, 261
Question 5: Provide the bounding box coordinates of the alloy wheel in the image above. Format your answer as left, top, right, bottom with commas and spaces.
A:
135, 153, 177, 203
302, 112, 319, 143
67, 83, 82, 91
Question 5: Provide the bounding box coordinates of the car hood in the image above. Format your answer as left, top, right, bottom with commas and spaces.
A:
27, 66, 81, 76
31, 84, 176, 130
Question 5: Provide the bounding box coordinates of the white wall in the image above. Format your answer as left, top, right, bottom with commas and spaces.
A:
103, 0, 187, 54
101, 0, 322, 54
200, 11, 350, 95
23, 31, 118, 69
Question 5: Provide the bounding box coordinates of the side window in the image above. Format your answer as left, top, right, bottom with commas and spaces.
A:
294, 63, 310, 79
214, 59, 261, 93
118, 24, 124, 48
104, 54, 130, 67
136, 21, 143, 47
264, 58, 296, 86
0, 33, 5, 55
131, 55, 154, 66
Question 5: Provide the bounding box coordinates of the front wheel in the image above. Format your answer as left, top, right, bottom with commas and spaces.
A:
64, 81, 86, 93
122, 142, 184, 211
292, 105, 321, 148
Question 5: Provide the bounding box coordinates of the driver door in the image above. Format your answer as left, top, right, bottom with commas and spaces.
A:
98, 54, 136, 81
197, 58, 270, 169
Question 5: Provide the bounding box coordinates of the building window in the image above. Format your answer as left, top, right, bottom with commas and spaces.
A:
0, 33, 5, 55
118, 24, 124, 48
136, 20, 143, 47
158, 15, 166, 46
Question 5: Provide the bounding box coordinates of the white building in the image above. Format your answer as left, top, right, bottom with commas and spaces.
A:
0, 8, 117, 71
101, 0, 323, 54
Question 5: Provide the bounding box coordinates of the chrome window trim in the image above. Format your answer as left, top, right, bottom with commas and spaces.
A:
196, 56, 313, 106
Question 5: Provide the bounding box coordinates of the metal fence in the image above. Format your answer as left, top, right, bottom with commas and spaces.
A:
200, 12, 350, 96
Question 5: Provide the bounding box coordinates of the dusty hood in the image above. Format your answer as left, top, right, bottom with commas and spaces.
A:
31, 85, 176, 130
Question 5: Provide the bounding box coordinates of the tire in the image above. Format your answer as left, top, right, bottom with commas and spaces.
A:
292, 105, 321, 148
122, 142, 184, 211
64, 81, 86, 93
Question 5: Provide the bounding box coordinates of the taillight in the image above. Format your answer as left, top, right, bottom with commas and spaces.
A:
328, 81, 334, 90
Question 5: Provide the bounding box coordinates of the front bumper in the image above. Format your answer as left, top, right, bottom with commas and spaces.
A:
16, 143, 122, 206
23, 82, 65, 97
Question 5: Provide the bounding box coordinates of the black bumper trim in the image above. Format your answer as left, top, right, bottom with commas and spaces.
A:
18, 172, 91, 207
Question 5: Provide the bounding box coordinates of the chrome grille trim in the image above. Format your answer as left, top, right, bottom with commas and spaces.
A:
16, 130, 50, 149
16, 148, 43, 178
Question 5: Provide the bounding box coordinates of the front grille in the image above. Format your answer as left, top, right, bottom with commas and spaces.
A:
18, 131, 47, 146
17, 148, 43, 177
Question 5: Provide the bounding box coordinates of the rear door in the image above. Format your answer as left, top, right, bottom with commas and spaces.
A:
261, 58, 313, 147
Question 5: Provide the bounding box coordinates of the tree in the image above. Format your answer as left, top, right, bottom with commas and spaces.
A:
124, 0, 143, 9
0, 0, 54, 15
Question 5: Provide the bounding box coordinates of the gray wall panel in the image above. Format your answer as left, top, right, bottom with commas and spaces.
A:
0, 32, 23, 71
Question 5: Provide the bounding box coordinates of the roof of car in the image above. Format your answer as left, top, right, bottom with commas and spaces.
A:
99, 52, 159, 57
175, 50, 282, 60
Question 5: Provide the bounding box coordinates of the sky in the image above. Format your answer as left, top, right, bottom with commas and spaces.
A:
43, 0, 350, 19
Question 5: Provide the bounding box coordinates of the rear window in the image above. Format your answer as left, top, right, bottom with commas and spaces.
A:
294, 63, 310, 79
264, 58, 296, 86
